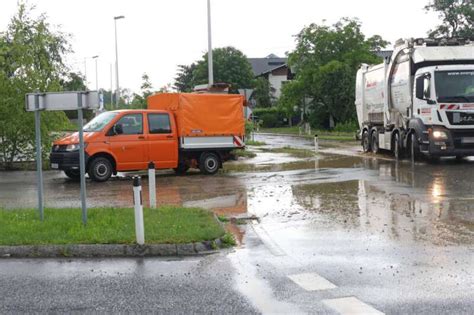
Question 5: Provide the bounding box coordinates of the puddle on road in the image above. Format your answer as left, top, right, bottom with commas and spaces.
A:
1, 140, 473, 247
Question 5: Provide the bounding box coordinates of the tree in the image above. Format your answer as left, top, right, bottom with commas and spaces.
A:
425, 0, 474, 39
174, 63, 196, 92
253, 77, 275, 107
0, 2, 71, 169
60, 72, 86, 91
282, 18, 388, 128
191, 47, 255, 91
131, 73, 154, 109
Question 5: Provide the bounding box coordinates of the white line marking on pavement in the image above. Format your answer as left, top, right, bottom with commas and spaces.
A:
322, 296, 384, 315
251, 223, 286, 256
288, 272, 337, 291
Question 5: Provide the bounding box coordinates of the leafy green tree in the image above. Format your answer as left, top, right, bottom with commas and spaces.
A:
253, 77, 275, 107
60, 72, 86, 91
131, 73, 154, 108
282, 18, 388, 128
425, 0, 474, 39
0, 3, 70, 169
192, 47, 255, 91
174, 63, 196, 92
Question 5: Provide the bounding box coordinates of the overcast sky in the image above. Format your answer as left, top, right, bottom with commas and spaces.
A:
1, 0, 440, 93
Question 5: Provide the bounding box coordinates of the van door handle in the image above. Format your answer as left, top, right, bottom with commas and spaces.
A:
166, 135, 173, 139
138, 136, 145, 140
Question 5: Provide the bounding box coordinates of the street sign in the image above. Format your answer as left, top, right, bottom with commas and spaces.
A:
25, 91, 100, 111
26, 90, 95, 224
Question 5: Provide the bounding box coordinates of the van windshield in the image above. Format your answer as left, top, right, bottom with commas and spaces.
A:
83, 112, 118, 132
435, 70, 474, 103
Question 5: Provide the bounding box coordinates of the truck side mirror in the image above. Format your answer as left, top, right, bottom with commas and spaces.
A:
423, 76, 431, 99
113, 123, 123, 135
415, 76, 424, 99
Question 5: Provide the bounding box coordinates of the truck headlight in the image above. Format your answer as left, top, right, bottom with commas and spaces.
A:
66, 144, 80, 151
432, 130, 448, 140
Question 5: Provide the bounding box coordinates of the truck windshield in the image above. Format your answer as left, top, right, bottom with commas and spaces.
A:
435, 70, 474, 103
83, 112, 119, 132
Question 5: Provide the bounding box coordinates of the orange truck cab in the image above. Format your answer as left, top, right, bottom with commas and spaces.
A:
50, 93, 246, 182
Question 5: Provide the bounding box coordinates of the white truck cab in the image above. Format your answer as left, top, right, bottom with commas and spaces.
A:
356, 38, 474, 158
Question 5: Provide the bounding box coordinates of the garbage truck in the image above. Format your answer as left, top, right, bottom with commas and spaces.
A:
355, 38, 474, 159
50, 93, 245, 181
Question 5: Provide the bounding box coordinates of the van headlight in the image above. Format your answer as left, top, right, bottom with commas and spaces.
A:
65, 144, 84, 151
432, 130, 448, 140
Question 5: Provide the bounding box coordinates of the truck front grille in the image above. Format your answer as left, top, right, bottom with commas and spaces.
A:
446, 112, 474, 126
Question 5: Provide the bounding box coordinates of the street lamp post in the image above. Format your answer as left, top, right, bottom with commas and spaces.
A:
207, 0, 213, 87
92, 55, 99, 91
114, 15, 125, 109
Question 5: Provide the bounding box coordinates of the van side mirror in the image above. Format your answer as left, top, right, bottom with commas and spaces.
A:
113, 123, 123, 135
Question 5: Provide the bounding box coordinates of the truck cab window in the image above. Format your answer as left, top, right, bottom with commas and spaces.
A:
115, 114, 143, 135
148, 114, 171, 134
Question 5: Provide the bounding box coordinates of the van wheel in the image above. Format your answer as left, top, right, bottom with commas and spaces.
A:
371, 131, 380, 154
199, 152, 220, 175
362, 130, 371, 153
174, 163, 189, 175
88, 157, 113, 182
64, 170, 80, 180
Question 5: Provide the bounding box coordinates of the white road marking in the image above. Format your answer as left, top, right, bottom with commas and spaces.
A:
322, 296, 384, 315
288, 272, 337, 291
251, 223, 286, 256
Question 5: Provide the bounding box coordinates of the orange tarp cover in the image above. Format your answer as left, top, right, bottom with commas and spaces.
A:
147, 93, 245, 137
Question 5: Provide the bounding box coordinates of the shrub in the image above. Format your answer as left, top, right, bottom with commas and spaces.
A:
252, 108, 286, 128
333, 120, 358, 132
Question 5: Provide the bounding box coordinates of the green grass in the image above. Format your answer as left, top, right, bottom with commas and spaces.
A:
231, 149, 257, 158
245, 140, 266, 146
0, 206, 225, 246
259, 127, 356, 141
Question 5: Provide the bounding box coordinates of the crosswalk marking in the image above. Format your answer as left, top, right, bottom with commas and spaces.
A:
288, 272, 337, 291
322, 296, 384, 315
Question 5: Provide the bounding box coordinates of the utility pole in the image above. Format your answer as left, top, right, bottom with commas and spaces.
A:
92, 55, 99, 91
114, 15, 125, 108
207, 0, 214, 87
110, 63, 113, 109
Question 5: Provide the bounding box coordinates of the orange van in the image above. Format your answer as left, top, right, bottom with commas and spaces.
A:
50, 93, 245, 182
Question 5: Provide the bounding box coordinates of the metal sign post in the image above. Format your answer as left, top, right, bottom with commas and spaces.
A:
34, 94, 44, 221
26, 91, 99, 224
77, 93, 88, 225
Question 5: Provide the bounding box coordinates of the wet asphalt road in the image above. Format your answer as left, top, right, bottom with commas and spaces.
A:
1, 134, 473, 314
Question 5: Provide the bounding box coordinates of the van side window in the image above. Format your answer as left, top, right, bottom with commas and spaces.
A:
116, 114, 143, 134
148, 114, 172, 134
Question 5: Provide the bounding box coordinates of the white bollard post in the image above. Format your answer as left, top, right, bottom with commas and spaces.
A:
148, 162, 156, 208
314, 134, 319, 153
133, 176, 145, 245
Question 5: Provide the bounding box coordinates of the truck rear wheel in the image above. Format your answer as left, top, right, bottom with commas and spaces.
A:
362, 130, 371, 153
371, 132, 380, 154
88, 157, 113, 182
199, 152, 220, 175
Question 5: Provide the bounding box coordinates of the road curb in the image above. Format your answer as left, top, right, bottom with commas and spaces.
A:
0, 239, 225, 258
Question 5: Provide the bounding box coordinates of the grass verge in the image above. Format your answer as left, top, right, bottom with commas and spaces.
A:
259, 127, 356, 141
231, 149, 257, 158
245, 140, 266, 146
0, 206, 225, 246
